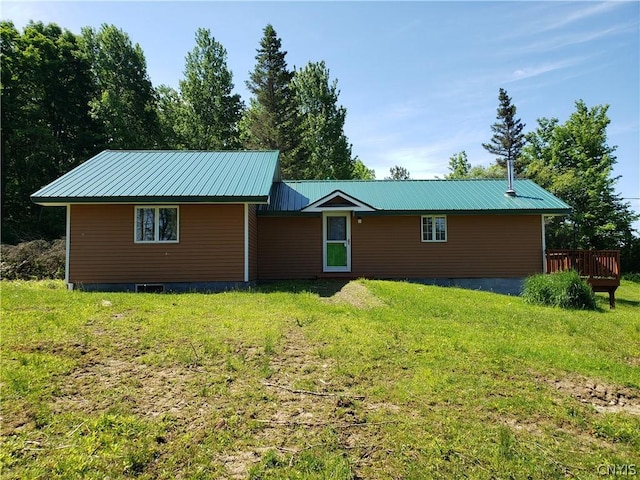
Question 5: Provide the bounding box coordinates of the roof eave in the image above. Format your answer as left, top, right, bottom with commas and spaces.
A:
356, 208, 572, 216
31, 195, 270, 205
258, 208, 572, 216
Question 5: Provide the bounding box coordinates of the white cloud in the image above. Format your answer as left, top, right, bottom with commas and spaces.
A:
506, 57, 585, 83
543, 1, 624, 32
496, 1, 631, 43
507, 23, 636, 55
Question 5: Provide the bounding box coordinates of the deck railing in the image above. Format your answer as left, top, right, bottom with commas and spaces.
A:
546, 249, 621, 307
546, 249, 620, 279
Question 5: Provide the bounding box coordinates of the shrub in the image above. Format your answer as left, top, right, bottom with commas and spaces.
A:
0, 239, 66, 280
622, 272, 640, 283
522, 270, 596, 310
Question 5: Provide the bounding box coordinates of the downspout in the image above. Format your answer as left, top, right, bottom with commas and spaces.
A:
541, 215, 547, 273
244, 203, 249, 283
66, 204, 73, 290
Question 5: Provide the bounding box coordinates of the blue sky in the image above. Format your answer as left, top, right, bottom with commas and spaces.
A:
3, 1, 639, 222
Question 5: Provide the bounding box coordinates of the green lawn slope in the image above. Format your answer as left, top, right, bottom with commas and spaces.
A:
1, 279, 638, 479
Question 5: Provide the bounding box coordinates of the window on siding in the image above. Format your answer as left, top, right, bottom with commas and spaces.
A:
421, 215, 447, 242
135, 207, 179, 243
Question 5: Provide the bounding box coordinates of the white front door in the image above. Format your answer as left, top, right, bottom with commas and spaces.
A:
323, 212, 351, 272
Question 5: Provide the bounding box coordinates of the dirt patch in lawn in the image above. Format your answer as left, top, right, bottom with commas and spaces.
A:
37, 320, 395, 479
320, 281, 385, 309
246, 326, 395, 478
546, 376, 640, 415
52, 357, 208, 420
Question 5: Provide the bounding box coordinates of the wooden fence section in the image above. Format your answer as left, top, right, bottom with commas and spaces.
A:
546, 249, 621, 307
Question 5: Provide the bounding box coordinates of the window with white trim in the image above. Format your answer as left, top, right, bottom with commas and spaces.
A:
135, 207, 179, 243
421, 215, 447, 242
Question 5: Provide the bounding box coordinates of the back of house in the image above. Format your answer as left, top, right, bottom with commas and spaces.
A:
31, 150, 571, 293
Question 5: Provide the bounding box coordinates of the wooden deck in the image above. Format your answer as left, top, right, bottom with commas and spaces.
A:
546, 249, 621, 308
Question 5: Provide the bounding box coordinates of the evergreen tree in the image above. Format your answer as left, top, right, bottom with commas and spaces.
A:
482, 88, 526, 174
81, 24, 161, 149
179, 28, 244, 149
242, 24, 302, 176
291, 61, 355, 179
522, 100, 638, 250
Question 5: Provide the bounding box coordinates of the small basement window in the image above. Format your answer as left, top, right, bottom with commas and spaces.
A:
136, 284, 165, 293
135, 206, 179, 243
421, 215, 447, 242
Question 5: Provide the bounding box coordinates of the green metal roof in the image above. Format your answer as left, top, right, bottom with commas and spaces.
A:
32, 150, 570, 215
31, 150, 280, 204
261, 179, 571, 215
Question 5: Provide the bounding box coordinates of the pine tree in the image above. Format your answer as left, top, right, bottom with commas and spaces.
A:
242, 24, 302, 175
482, 88, 526, 174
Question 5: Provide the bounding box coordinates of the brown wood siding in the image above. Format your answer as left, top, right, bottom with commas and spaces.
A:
257, 216, 322, 279
69, 204, 245, 284
248, 205, 258, 281
351, 215, 542, 278
257, 214, 542, 279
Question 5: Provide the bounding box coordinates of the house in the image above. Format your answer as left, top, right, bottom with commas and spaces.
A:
31, 150, 571, 293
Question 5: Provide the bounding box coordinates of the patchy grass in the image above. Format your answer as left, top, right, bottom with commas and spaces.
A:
1, 279, 639, 479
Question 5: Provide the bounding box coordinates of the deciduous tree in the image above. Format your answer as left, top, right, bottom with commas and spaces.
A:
156, 85, 187, 149
446, 151, 471, 179
81, 24, 160, 148
352, 159, 376, 180
291, 61, 355, 179
179, 28, 244, 149
386, 165, 411, 180
1, 21, 100, 242
522, 100, 638, 251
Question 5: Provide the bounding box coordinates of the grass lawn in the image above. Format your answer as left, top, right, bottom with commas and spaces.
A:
1, 279, 639, 479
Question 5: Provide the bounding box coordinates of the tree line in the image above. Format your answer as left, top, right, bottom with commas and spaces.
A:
1, 21, 373, 243
1, 21, 637, 272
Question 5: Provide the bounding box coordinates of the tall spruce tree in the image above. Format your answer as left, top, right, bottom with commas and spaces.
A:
179, 28, 244, 149
242, 24, 302, 177
482, 88, 526, 175
291, 61, 355, 179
